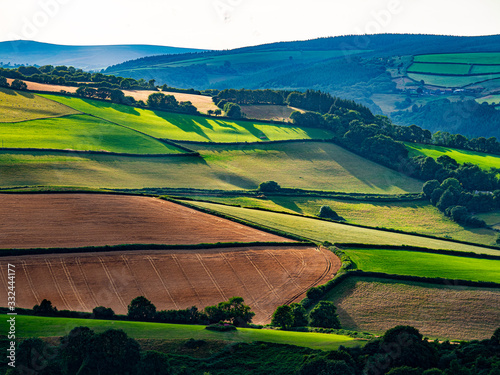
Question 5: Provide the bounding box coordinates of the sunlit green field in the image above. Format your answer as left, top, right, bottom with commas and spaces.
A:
184, 195, 497, 246
407, 72, 500, 88
407, 62, 470, 75
0, 142, 423, 193
0, 87, 79, 122
414, 52, 500, 64
0, 114, 180, 154
184, 200, 500, 255
344, 248, 500, 282
5, 315, 357, 350
405, 142, 500, 170
39, 94, 334, 143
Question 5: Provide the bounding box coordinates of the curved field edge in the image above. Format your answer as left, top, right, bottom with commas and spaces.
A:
180, 195, 497, 246
319, 275, 500, 341
0, 87, 80, 122
343, 248, 500, 283
0, 142, 424, 193
0, 114, 184, 155
406, 142, 500, 170
181, 200, 500, 255
1, 315, 357, 350
38, 94, 335, 143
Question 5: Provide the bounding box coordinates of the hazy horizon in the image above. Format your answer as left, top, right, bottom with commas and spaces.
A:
1, 0, 500, 50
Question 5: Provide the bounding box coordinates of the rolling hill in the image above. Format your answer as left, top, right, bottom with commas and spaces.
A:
0, 40, 205, 70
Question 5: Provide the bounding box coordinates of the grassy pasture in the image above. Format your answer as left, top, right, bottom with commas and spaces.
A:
344, 248, 500, 283
414, 52, 500, 64
0, 114, 180, 154
405, 142, 500, 170
476, 211, 500, 230
40, 94, 333, 143
407, 62, 471, 75
407, 72, 500, 87
185, 196, 497, 246
184, 201, 499, 255
471, 65, 500, 74
0, 87, 79, 122
4, 315, 357, 350
476, 94, 500, 106
0, 142, 423, 193
321, 276, 500, 340
240, 105, 303, 122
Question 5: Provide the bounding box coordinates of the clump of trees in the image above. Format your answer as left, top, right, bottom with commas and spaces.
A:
271, 301, 340, 330
258, 180, 281, 192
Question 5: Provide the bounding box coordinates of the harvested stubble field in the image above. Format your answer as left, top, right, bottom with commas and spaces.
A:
0, 246, 339, 324
5, 78, 78, 94
322, 276, 500, 341
0, 194, 292, 249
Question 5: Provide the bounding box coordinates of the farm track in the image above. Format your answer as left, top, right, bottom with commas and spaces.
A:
0, 246, 339, 324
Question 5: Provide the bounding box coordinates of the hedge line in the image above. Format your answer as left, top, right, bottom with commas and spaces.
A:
0, 241, 313, 257
334, 243, 500, 260
175, 196, 500, 252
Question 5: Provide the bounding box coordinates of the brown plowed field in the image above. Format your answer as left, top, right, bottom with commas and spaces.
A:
0, 194, 293, 249
0, 246, 339, 324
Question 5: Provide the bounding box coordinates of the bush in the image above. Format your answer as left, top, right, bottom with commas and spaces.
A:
309, 301, 341, 329
10, 79, 27, 90
92, 306, 115, 319
258, 180, 281, 192
205, 322, 237, 332
184, 338, 206, 349
318, 205, 344, 221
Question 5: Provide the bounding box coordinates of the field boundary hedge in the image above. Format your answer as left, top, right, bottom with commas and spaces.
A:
177, 197, 500, 252
0, 241, 314, 257
335, 243, 500, 260
0, 146, 198, 157
171, 138, 332, 146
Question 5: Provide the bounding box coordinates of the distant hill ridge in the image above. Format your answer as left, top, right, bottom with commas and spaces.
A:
0, 40, 206, 70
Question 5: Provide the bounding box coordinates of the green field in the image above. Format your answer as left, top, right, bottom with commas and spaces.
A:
39, 94, 334, 143
3, 315, 357, 350
405, 142, 500, 170
185, 196, 497, 246
471, 65, 500, 74
0, 142, 423, 193
344, 248, 500, 282
414, 52, 500, 65
321, 276, 500, 341
0, 114, 180, 154
184, 200, 500, 255
408, 72, 500, 88
476, 94, 500, 106
0, 87, 79, 122
407, 62, 471, 75
476, 210, 500, 230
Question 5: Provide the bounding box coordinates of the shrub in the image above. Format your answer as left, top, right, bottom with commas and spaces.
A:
318, 205, 344, 221
92, 306, 115, 320
258, 180, 281, 192
309, 301, 341, 329
184, 338, 206, 349
205, 322, 237, 332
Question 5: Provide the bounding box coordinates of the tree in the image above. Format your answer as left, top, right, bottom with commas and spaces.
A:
423, 180, 440, 198
204, 296, 255, 326
137, 351, 172, 375
10, 79, 27, 90
223, 102, 242, 118
290, 303, 308, 327
271, 305, 294, 329
59, 326, 95, 375
258, 180, 281, 192
207, 109, 214, 116
92, 329, 141, 375
33, 299, 57, 316
128, 296, 156, 321
449, 205, 469, 223
309, 301, 341, 328
147, 92, 179, 111
0, 76, 8, 87
214, 109, 222, 116
92, 306, 115, 319
386, 367, 422, 375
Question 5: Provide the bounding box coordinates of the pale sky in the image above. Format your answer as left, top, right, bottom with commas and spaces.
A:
1, 0, 500, 49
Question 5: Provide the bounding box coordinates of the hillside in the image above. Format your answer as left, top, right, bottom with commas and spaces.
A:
0, 40, 205, 70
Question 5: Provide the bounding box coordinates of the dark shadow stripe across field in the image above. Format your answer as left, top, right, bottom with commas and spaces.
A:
38, 94, 335, 143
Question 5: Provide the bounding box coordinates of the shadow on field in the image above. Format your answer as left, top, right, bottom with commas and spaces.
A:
268, 196, 303, 214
